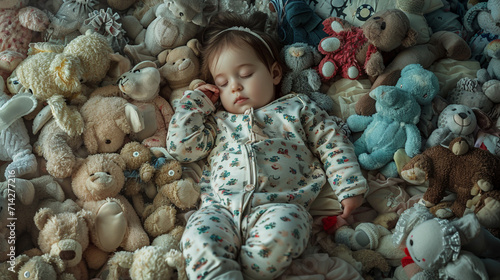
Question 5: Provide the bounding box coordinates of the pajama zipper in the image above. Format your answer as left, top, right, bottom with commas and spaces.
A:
244, 144, 258, 187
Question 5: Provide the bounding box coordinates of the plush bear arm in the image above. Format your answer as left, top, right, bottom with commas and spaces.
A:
365, 51, 385, 78
18, 7, 49, 32
346, 114, 373, 132
47, 96, 84, 137
304, 69, 322, 91
139, 162, 155, 182
404, 125, 421, 158
117, 196, 150, 251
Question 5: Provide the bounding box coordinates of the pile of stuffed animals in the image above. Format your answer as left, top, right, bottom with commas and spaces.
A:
1, 0, 500, 279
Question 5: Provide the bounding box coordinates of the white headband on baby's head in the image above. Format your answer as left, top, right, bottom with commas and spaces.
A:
214, 26, 275, 59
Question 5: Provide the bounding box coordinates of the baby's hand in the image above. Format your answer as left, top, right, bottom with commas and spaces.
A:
196, 83, 220, 104
340, 195, 364, 219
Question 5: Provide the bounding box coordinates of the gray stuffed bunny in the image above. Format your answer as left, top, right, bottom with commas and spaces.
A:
280, 42, 335, 114
0, 76, 38, 180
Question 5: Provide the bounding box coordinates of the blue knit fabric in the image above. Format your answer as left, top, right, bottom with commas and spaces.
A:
270, 0, 327, 46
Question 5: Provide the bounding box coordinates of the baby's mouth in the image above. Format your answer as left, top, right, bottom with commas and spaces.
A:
234, 96, 248, 104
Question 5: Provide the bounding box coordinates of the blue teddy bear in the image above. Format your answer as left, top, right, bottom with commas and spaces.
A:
347, 64, 439, 177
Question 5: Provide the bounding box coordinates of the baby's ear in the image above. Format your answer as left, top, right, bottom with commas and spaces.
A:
272, 62, 283, 85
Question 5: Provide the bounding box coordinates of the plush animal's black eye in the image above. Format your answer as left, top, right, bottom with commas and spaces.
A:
381, 22, 386, 30
29, 89, 33, 94
179, 12, 184, 17
373, 16, 380, 20
105, 139, 111, 144
13, 81, 19, 85
90, 173, 95, 176
451, 108, 457, 111
106, 172, 110, 175
410, 239, 413, 246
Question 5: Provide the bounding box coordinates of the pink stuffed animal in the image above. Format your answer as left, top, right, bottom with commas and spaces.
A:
0, 0, 49, 84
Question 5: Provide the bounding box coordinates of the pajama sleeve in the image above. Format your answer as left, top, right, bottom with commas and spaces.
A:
300, 97, 368, 202
166, 90, 217, 162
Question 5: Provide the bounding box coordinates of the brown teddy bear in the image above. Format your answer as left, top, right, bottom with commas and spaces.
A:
80, 95, 144, 155
0, 175, 65, 254
119, 141, 160, 215
400, 137, 500, 229
120, 143, 199, 238
355, 30, 472, 116
317, 9, 417, 82
106, 226, 186, 280
34, 207, 92, 280
158, 38, 203, 107
0, 253, 76, 280
70, 153, 150, 270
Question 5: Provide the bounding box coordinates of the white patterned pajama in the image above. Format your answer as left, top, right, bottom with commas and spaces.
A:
166, 90, 368, 279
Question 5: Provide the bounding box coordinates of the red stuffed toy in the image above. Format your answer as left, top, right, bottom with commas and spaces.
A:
317, 9, 417, 81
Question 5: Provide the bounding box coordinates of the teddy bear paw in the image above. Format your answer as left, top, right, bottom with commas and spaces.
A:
418, 198, 435, 207
5, 153, 38, 179
347, 66, 359, 79
95, 201, 127, 252
144, 205, 177, 237
319, 60, 337, 80
477, 179, 493, 192
482, 79, 500, 103
475, 197, 500, 229
466, 195, 482, 209
46, 157, 75, 179
320, 37, 341, 53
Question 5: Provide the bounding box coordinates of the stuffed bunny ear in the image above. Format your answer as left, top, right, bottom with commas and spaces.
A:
401, 28, 418, 48
450, 213, 481, 244
50, 54, 83, 92
125, 103, 145, 133
132, 60, 158, 70
0, 92, 38, 131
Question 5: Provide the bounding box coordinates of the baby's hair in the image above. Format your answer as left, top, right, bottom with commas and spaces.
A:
200, 11, 283, 83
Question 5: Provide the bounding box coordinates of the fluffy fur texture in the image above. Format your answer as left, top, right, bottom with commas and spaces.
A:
34, 207, 92, 280
401, 137, 500, 225
280, 42, 334, 114
70, 153, 149, 269
317, 9, 417, 81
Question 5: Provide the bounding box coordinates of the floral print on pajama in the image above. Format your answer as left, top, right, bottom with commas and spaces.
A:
166, 90, 368, 279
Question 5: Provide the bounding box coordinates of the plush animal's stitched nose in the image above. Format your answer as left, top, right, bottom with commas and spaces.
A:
458, 112, 467, 119
60, 250, 76, 260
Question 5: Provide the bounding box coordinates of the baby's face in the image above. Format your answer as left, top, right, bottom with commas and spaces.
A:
210, 43, 281, 114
